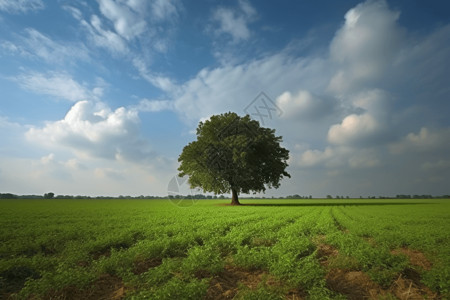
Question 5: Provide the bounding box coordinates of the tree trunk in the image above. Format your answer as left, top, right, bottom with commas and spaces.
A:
230, 189, 241, 205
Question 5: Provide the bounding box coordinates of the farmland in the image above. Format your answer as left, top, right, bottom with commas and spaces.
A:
0, 199, 449, 299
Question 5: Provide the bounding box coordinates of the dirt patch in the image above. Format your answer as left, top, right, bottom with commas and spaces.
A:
251, 237, 274, 247
91, 248, 112, 260
316, 243, 339, 267
313, 236, 339, 267
132, 257, 163, 275
205, 265, 305, 300
326, 267, 440, 300
326, 269, 383, 299
390, 270, 438, 300
45, 274, 125, 300
391, 248, 432, 270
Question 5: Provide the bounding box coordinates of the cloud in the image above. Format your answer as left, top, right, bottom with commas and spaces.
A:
26, 100, 156, 163
328, 0, 404, 94
212, 0, 257, 42
134, 99, 174, 112
97, 0, 147, 40
15, 71, 99, 102
0, 0, 43, 14
1, 28, 89, 64
150, 0, 179, 21
173, 52, 327, 125
389, 127, 450, 155
328, 113, 379, 146
81, 15, 128, 55
294, 146, 380, 170
0, 155, 174, 196
276, 90, 334, 121
132, 57, 177, 92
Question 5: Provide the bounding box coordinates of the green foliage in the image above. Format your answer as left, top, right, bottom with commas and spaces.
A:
135, 277, 209, 299
0, 198, 449, 298
235, 285, 283, 300
181, 245, 224, 275
178, 112, 290, 197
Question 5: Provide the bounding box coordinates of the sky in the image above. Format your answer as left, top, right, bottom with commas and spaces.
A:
0, 0, 449, 198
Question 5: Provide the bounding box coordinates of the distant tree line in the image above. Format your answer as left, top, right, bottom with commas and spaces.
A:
1, 193, 449, 200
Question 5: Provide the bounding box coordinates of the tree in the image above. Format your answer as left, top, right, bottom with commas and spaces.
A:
178, 112, 290, 205
44, 192, 54, 199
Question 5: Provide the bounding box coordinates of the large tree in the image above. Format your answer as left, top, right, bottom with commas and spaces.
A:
178, 112, 290, 205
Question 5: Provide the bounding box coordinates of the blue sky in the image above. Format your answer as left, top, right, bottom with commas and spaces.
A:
1, 0, 449, 197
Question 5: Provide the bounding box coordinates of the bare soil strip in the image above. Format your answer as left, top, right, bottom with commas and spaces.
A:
391, 247, 433, 270
316, 239, 439, 299
44, 274, 125, 300
205, 265, 305, 300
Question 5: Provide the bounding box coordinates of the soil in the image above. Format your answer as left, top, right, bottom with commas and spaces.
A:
319, 243, 439, 299
132, 257, 163, 275
391, 248, 433, 270
205, 265, 305, 300
43, 274, 125, 300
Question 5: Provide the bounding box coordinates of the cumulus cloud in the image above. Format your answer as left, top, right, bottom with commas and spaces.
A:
328, 113, 381, 146
328, 0, 404, 94
0, 0, 43, 14
15, 71, 99, 102
26, 100, 155, 163
276, 90, 334, 121
212, 0, 257, 42
173, 52, 327, 125
390, 127, 450, 155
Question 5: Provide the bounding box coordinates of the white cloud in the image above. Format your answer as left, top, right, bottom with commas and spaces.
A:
0, 0, 43, 14
390, 127, 450, 155
25, 100, 157, 163
328, 114, 381, 146
132, 57, 178, 92
81, 15, 128, 55
97, 0, 147, 40
212, 0, 257, 42
276, 90, 333, 120
63, 5, 82, 20
135, 99, 174, 112
15, 71, 99, 102
0, 155, 173, 196
150, 0, 178, 21
173, 52, 327, 125
328, 0, 404, 94
2, 28, 90, 64
294, 146, 380, 170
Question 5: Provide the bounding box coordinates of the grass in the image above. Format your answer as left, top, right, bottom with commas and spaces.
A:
0, 198, 449, 299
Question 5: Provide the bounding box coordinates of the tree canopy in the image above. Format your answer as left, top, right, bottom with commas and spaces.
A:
178, 112, 290, 205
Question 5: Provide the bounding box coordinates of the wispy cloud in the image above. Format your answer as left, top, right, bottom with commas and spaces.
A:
132, 57, 177, 92
81, 15, 129, 55
97, 0, 147, 41
211, 0, 257, 42
14, 71, 100, 102
1, 28, 89, 64
0, 0, 44, 14
134, 99, 174, 112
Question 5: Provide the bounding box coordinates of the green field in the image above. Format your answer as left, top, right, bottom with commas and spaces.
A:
0, 199, 449, 299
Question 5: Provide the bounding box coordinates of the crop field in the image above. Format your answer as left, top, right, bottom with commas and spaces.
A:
0, 199, 449, 299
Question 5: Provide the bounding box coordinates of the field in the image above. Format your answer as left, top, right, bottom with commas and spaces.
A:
0, 199, 449, 299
